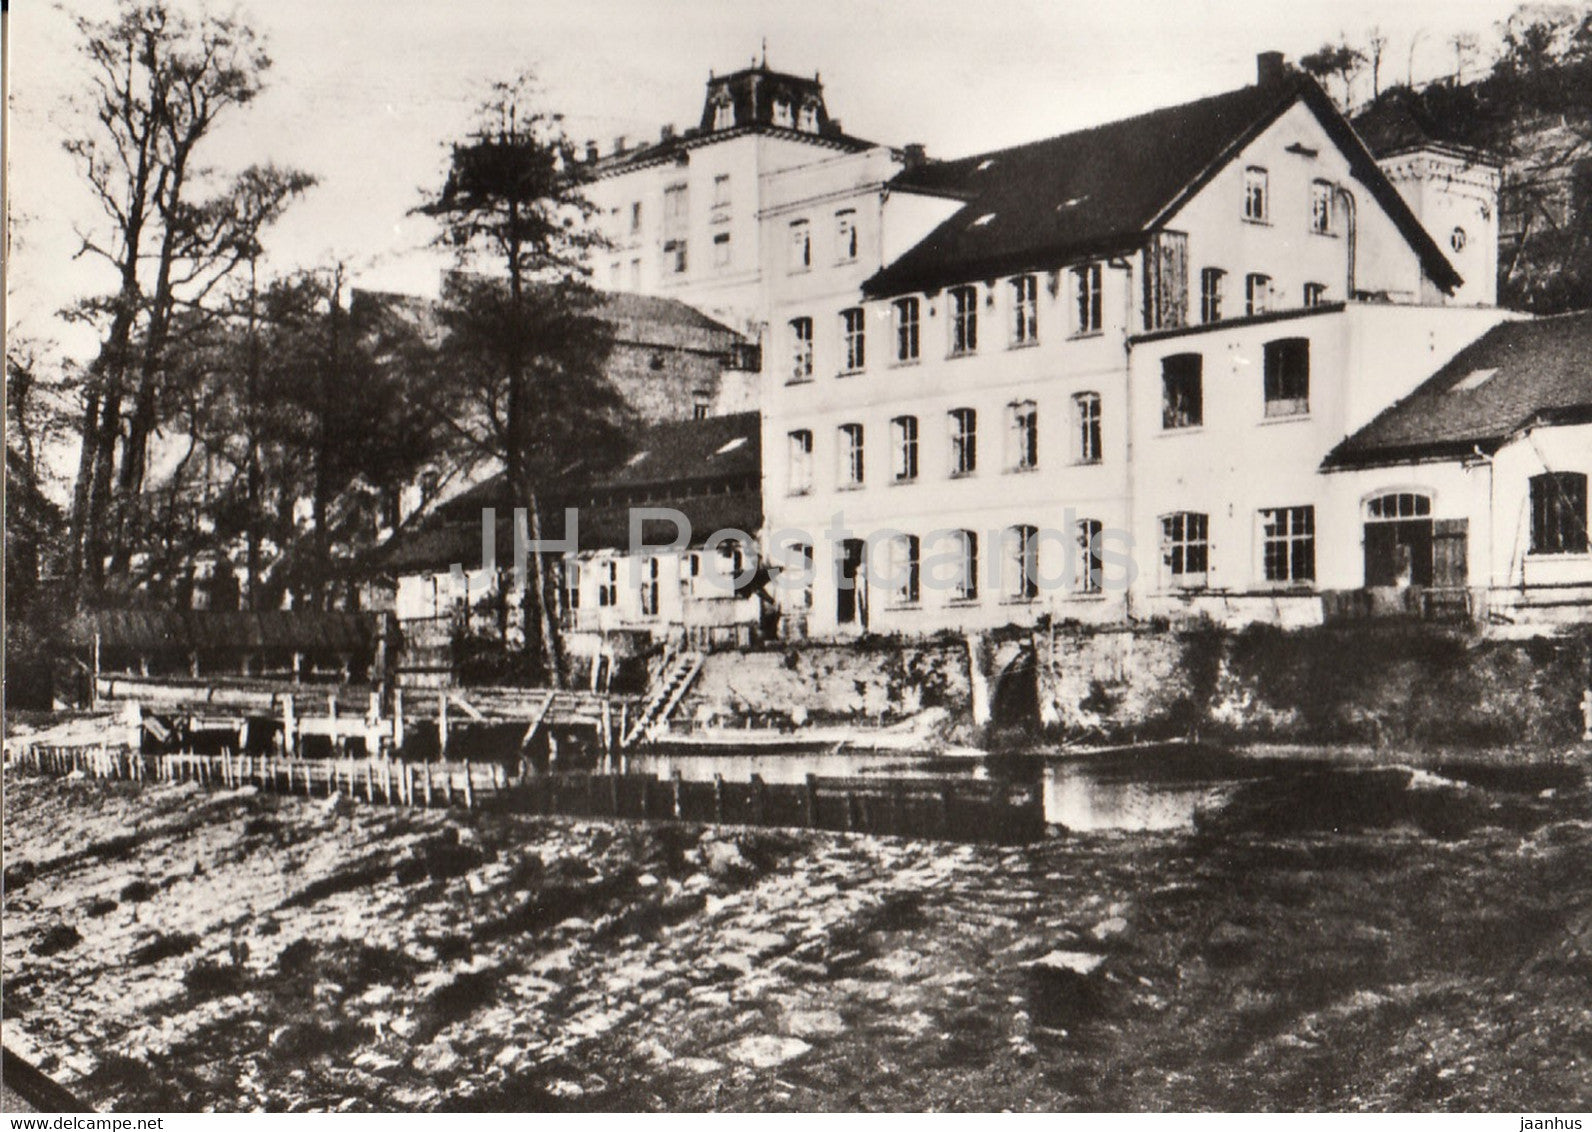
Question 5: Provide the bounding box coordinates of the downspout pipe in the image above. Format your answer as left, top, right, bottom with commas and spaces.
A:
1335, 186, 1358, 300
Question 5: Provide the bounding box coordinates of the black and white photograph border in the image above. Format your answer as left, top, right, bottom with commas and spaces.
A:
4, 0, 1592, 1116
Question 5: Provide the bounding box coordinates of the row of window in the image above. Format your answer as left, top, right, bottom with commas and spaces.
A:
1197, 267, 1332, 323
566, 544, 752, 615
1241, 168, 1339, 236
1159, 337, 1312, 428
787, 396, 1102, 494
1161, 506, 1316, 587
780, 524, 1108, 612
788, 263, 1332, 385
1160, 474, 1591, 592
788, 211, 859, 272
787, 268, 1100, 382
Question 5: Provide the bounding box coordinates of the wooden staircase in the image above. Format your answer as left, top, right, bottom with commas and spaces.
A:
621, 649, 703, 747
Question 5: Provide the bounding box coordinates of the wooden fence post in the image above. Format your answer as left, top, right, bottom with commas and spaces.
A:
463, 760, 474, 810
713, 774, 725, 823
671, 770, 683, 820
437, 693, 449, 760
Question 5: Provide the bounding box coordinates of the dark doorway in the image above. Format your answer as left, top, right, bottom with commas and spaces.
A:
991, 649, 1040, 731
1363, 492, 1434, 587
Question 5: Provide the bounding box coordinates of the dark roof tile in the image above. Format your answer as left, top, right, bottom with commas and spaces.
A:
1324, 311, 1592, 469
868, 76, 1460, 297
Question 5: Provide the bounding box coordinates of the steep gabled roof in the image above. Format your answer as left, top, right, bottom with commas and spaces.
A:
866, 75, 1461, 298
1324, 311, 1592, 470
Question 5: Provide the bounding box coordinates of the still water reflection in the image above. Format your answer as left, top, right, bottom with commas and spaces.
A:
624, 743, 1257, 832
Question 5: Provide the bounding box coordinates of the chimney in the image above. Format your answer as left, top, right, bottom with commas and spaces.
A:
1257, 51, 1287, 86
612, 135, 627, 155
585, 140, 599, 163
660, 124, 676, 142
901, 143, 927, 171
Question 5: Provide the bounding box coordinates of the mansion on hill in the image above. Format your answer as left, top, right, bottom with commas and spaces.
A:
383, 52, 1592, 653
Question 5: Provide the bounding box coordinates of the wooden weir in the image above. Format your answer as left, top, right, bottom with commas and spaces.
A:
10, 743, 1046, 845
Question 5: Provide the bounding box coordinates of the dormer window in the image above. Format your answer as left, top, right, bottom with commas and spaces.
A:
797, 102, 819, 132
772, 98, 794, 128
712, 99, 735, 131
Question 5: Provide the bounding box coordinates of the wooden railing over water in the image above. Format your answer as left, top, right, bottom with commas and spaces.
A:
10, 743, 1046, 845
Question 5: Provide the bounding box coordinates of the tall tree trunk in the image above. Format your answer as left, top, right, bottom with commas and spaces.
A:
527, 490, 563, 688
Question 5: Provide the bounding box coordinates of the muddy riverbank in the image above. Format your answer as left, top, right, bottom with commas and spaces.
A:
3, 756, 1591, 1111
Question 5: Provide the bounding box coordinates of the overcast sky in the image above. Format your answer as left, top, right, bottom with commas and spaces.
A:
8, 0, 1540, 362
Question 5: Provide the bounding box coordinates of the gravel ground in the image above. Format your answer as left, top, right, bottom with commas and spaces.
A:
3, 759, 1590, 1112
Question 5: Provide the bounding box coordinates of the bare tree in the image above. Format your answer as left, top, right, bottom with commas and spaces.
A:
60, 1, 312, 598
1367, 27, 1389, 98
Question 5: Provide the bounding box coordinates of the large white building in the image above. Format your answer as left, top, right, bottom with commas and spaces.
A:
573, 53, 1588, 642
759, 54, 1519, 638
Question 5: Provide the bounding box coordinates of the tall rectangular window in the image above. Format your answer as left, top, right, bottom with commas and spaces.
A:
789, 219, 811, 272
891, 415, 918, 482
663, 184, 687, 232
787, 429, 813, 495
1530, 472, 1589, 554
1009, 400, 1038, 471
789, 317, 813, 382
597, 560, 618, 607
630, 201, 643, 234
835, 209, 858, 262
841, 308, 866, 373
1003, 524, 1040, 600
1073, 392, 1102, 464
790, 542, 814, 609
1074, 263, 1103, 334
1161, 354, 1203, 429
712, 173, 731, 208
1243, 167, 1269, 222
1077, 518, 1104, 594
1303, 282, 1327, 307
894, 297, 920, 361
1310, 180, 1334, 234
1263, 337, 1310, 417
838, 423, 865, 488
1011, 275, 1038, 345
1162, 512, 1209, 589
948, 408, 977, 476
950, 285, 979, 355
561, 561, 581, 611
639, 556, 661, 616
664, 239, 687, 275
1246, 273, 1271, 316
887, 534, 920, 606
951, 530, 978, 601
1200, 267, 1225, 323
1261, 506, 1316, 584
713, 231, 732, 268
